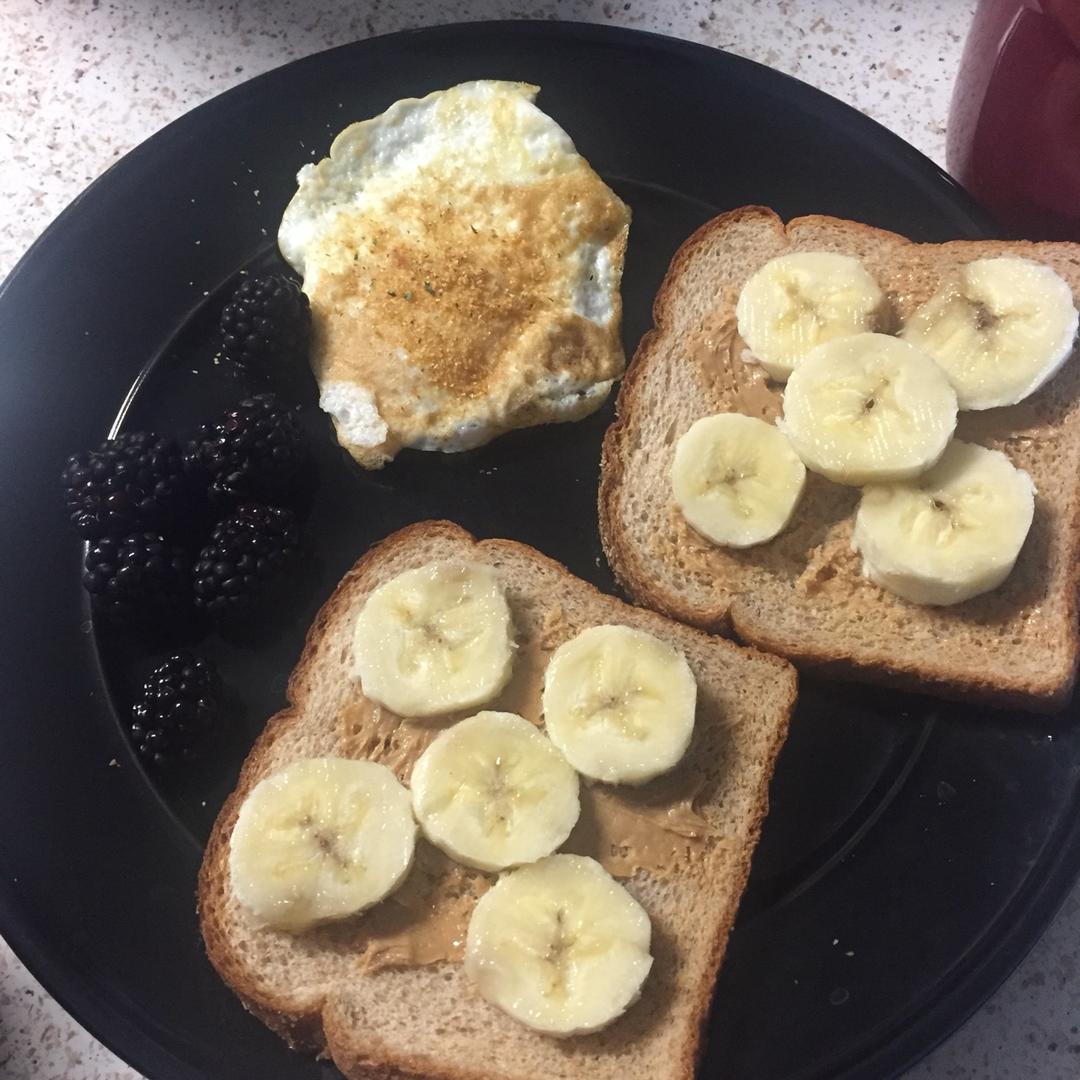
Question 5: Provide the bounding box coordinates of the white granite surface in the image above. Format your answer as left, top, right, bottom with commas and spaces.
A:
4, 1, 1080, 1079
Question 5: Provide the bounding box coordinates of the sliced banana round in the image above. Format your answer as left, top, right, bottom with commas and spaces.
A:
852, 440, 1035, 606
352, 561, 515, 717
229, 757, 416, 932
464, 853, 652, 1036
671, 413, 806, 548
410, 711, 580, 872
901, 256, 1079, 411
542, 625, 696, 785
735, 251, 884, 381
778, 332, 958, 485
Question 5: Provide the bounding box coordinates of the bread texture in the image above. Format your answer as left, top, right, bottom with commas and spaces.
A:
599, 206, 1080, 712
198, 520, 797, 1079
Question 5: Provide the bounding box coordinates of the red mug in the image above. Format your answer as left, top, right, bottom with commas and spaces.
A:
948, 0, 1080, 240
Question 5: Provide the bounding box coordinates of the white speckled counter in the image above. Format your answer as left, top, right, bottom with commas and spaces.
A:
3, 2, 1080, 1078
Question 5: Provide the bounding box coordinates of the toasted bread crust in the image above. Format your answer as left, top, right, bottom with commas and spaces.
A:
729, 614, 1073, 712
198, 520, 796, 1080
599, 207, 1080, 712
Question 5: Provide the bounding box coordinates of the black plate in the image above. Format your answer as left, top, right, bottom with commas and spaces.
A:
2, 21, 1078, 1080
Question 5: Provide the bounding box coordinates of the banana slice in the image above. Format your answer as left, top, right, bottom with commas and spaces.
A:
852, 440, 1035, 606
901, 256, 1079, 410
778, 332, 958, 485
229, 758, 416, 932
352, 561, 515, 717
464, 853, 652, 1036
542, 625, 696, 785
410, 711, 580, 872
735, 252, 884, 381
671, 413, 806, 547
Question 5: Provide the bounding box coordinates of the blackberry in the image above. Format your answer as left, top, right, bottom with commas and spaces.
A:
62, 431, 186, 538
130, 653, 220, 767
83, 532, 190, 623
186, 393, 307, 505
193, 503, 298, 616
219, 273, 310, 371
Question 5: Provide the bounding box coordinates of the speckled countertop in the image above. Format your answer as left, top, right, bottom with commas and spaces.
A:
3, 2, 1079, 1078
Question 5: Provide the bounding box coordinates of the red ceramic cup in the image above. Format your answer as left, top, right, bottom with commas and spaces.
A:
948, 0, 1080, 240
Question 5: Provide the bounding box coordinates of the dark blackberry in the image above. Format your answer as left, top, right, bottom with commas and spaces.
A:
130, 653, 220, 767
62, 431, 186, 538
186, 393, 307, 505
193, 503, 298, 616
83, 532, 191, 623
219, 273, 310, 371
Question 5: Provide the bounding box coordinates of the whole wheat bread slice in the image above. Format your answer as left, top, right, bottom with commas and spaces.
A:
198, 520, 797, 1080
599, 206, 1080, 712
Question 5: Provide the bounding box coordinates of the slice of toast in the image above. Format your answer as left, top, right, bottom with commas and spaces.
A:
599, 207, 1080, 713
198, 520, 796, 1080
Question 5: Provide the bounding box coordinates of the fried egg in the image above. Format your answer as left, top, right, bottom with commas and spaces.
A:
278, 80, 631, 468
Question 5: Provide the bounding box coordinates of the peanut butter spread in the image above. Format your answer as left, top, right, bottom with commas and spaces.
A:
341, 615, 723, 972
793, 522, 858, 595
692, 312, 781, 423
341, 698, 442, 784
566, 772, 723, 878
359, 845, 487, 974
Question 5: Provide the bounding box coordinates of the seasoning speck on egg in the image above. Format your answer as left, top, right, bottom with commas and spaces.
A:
278, 80, 631, 469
